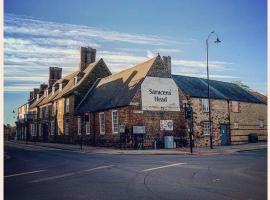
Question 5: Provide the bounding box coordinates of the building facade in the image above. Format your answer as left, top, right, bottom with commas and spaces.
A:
16, 47, 267, 148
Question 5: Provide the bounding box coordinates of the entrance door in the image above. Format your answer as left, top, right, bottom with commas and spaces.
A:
220, 124, 228, 145
43, 124, 49, 142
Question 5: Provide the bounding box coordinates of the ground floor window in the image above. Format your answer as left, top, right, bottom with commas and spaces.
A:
203, 122, 211, 136
86, 122, 90, 135
99, 112, 105, 135
50, 121, 55, 135
31, 124, 36, 136
112, 110, 118, 134
39, 124, 42, 136
65, 119, 69, 135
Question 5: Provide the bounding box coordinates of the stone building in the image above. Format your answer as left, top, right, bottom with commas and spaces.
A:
75, 55, 186, 148
17, 47, 111, 143
173, 75, 267, 146
16, 46, 267, 148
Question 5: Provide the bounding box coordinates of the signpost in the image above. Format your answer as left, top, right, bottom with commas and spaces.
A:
160, 120, 174, 131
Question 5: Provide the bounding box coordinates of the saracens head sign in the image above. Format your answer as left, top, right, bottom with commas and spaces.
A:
141, 77, 180, 111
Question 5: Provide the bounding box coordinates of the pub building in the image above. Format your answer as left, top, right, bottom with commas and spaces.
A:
75, 52, 267, 149
16, 47, 267, 149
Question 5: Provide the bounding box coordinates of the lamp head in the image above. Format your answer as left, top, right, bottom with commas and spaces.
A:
215, 37, 221, 43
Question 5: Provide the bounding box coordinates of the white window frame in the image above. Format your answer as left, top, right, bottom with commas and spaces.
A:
65, 98, 70, 113
50, 121, 55, 135
203, 121, 211, 136
112, 110, 119, 134
231, 101, 239, 113
259, 120, 264, 128
234, 122, 239, 129
85, 114, 90, 135
99, 112, 105, 135
78, 117, 81, 135
202, 98, 209, 112
65, 119, 69, 135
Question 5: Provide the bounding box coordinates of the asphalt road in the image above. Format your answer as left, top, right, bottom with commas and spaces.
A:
4, 143, 267, 200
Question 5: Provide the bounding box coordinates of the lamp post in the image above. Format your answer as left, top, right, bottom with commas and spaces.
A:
206, 31, 221, 149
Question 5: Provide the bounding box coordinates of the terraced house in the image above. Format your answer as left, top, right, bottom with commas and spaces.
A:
16, 46, 267, 148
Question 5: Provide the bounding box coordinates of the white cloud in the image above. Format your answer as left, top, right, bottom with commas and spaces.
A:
4, 13, 236, 92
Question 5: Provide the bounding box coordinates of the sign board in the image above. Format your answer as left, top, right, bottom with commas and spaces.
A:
160, 120, 174, 131
133, 126, 146, 134
119, 125, 125, 133
141, 77, 180, 111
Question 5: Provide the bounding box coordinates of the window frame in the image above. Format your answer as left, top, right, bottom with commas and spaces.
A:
259, 120, 264, 128
99, 112, 105, 135
112, 110, 119, 134
231, 101, 239, 113
201, 98, 209, 112
65, 98, 70, 113
203, 121, 211, 136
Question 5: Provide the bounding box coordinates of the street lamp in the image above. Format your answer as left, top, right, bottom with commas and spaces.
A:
206, 31, 221, 149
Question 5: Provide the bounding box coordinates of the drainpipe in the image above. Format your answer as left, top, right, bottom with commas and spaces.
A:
227, 100, 231, 145
93, 112, 96, 146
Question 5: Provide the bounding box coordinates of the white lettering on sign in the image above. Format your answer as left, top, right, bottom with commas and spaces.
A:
141, 77, 180, 111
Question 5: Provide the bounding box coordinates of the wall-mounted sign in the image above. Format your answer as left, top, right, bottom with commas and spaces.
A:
119, 125, 126, 133
160, 120, 174, 131
133, 126, 146, 134
141, 77, 180, 111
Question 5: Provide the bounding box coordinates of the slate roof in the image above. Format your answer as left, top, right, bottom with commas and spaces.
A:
36, 59, 105, 107
172, 75, 266, 104
76, 56, 157, 114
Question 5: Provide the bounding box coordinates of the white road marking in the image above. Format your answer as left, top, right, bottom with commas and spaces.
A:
5, 170, 46, 178
84, 165, 114, 172
142, 163, 186, 172
30, 165, 114, 183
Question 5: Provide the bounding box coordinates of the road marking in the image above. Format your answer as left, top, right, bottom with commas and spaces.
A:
5, 170, 45, 178
30, 165, 114, 183
142, 163, 186, 172
84, 165, 114, 172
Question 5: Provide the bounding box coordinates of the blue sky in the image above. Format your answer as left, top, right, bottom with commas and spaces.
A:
4, 0, 267, 125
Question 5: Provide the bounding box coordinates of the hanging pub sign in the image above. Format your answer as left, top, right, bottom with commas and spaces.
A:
160, 120, 174, 131
141, 77, 180, 111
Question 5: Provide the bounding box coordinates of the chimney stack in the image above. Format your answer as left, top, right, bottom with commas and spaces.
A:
40, 83, 48, 92
49, 67, 62, 87
80, 47, 96, 71
162, 56, 171, 74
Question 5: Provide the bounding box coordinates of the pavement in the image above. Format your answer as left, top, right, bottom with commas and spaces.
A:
4, 143, 267, 200
5, 140, 267, 155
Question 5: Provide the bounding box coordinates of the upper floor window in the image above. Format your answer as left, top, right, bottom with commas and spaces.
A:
231, 101, 239, 113
65, 98, 70, 113
99, 112, 105, 135
234, 122, 239, 129
112, 110, 118, 134
59, 83, 63, 91
259, 120, 264, 128
202, 99, 209, 112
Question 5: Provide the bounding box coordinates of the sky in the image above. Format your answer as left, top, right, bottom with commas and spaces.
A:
4, 0, 267, 125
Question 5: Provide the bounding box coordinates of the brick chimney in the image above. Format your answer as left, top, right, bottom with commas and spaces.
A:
40, 83, 48, 92
162, 56, 171, 74
29, 88, 40, 101
80, 47, 96, 71
49, 67, 62, 87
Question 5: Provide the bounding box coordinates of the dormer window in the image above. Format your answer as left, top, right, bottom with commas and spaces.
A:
74, 76, 78, 85
45, 89, 49, 97
59, 83, 62, 91
37, 94, 40, 100
52, 86, 55, 94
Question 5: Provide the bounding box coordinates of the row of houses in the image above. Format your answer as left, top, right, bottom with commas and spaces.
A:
16, 47, 267, 148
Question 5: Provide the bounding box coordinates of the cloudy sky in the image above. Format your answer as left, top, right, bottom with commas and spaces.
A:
4, 0, 267, 124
